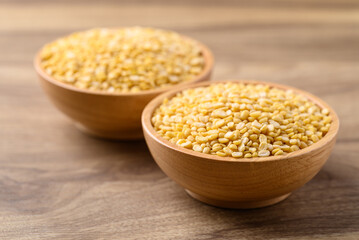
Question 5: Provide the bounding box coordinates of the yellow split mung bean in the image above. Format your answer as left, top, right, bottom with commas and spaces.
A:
40, 27, 205, 93
152, 82, 332, 158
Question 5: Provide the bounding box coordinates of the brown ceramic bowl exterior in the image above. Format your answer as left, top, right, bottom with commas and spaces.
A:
142, 80, 339, 208
34, 36, 213, 139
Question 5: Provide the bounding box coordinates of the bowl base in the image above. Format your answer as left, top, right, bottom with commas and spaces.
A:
185, 190, 291, 209
75, 123, 143, 140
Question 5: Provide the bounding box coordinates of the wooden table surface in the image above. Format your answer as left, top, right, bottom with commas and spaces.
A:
1, 0, 358, 239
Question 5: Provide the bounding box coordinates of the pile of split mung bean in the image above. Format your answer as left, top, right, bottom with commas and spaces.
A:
40, 27, 205, 93
152, 82, 332, 158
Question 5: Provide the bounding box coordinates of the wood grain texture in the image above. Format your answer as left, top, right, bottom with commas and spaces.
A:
1, 0, 358, 239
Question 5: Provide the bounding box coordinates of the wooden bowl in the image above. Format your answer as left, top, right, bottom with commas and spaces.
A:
34, 37, 213, 140
142, 80, 339, 209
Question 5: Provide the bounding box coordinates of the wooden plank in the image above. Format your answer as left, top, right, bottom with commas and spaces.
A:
1, 0, 358, 239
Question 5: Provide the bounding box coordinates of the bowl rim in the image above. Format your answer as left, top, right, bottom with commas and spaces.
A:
34, 29, 214, 96
142, 80, 340, 163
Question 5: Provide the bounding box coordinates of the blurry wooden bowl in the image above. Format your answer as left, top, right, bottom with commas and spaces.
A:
34, 37, 213, 140
142, 80, 339, 208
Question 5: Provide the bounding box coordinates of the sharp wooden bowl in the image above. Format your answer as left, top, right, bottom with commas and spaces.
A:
34, 36, 213, 140
142, 80, 339, 209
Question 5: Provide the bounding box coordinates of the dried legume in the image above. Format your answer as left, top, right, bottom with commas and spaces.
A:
40, 27, 205, 92
152, 82, 332, 158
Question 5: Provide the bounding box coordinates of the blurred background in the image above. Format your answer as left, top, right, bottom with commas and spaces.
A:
2, 0, 357, 144
1, 0, 358, 239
